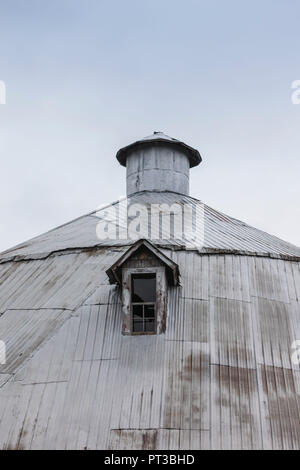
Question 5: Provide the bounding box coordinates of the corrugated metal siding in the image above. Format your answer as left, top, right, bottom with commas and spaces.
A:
0, 250, 300, 449
0, 309, 69, 374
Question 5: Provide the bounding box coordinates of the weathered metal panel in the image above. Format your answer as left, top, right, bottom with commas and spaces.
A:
249, 257, 290, 303
0, 308, 69, 374
166, 291, 209, 343
210, 364, 262, 449
0, 374, 11, 388
252, 298, 294, 369
170, 251, 209, 300
1, 192, 300, 263
0, 249, 123, 313
258, 366, 300, 450
209, 255, 251, 302
0, 230, 300, 449
109, 429, 158, 450
0, 215, 102, 261
13, 315, 80, 384
210, 298, 255, 369
162, 340, 210, 432
126, 145, 190, 196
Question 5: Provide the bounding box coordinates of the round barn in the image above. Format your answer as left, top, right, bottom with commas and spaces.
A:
0, 132, 300, 450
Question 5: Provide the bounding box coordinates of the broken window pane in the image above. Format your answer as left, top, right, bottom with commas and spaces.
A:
132, 274, 156, 303
131, 274, 156, 334
132, 304, 143, 319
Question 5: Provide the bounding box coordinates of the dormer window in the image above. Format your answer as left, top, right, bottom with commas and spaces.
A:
131, 273, 156, 334
106, 239, 180, 336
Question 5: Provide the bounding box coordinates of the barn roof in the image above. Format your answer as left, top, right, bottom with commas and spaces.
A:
1, 191, 300, 264
2, 189, 299, 387
1, 189, 300, 449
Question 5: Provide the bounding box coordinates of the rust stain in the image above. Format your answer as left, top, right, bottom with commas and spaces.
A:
260, 365, 300, 449
163, 350, 209, 429
109, 429, 158, 450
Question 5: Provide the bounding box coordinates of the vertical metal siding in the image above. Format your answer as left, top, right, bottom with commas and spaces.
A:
0, 252, 300, 449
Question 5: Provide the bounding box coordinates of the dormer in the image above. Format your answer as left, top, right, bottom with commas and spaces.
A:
106, 239, 179, 335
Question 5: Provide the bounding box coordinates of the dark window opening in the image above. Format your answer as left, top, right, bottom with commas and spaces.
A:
131, 274, 156, 333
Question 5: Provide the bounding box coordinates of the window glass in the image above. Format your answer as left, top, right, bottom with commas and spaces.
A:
132, 304, 143, 318
131, 274, 156, 303
144, 304, 155, 318
131, 273, 156, 334
133, 320, 144, 333
144, 319, 155, 332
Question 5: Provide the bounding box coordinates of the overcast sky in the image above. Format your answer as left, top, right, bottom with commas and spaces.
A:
0, 0, 299, 252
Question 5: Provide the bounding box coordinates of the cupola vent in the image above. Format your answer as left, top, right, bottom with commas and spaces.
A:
116, 132, 201, 196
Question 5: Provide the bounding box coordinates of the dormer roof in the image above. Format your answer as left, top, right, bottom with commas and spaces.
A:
106, 238, 180, 286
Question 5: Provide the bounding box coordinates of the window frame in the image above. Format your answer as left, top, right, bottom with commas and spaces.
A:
131, 302, 157, 335
131, 273, 157, 335
121, 266, 167, 336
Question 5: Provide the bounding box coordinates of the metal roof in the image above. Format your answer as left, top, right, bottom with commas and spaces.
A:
1, 191, 299, 263
1, 191, 300, 449
116, 132, 202, 168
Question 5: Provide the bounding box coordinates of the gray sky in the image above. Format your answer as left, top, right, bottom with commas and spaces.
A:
0, 0, 299, 252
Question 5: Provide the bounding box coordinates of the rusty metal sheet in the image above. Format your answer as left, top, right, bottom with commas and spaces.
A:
210, 364, 262, 450
258, 365, 300, 450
